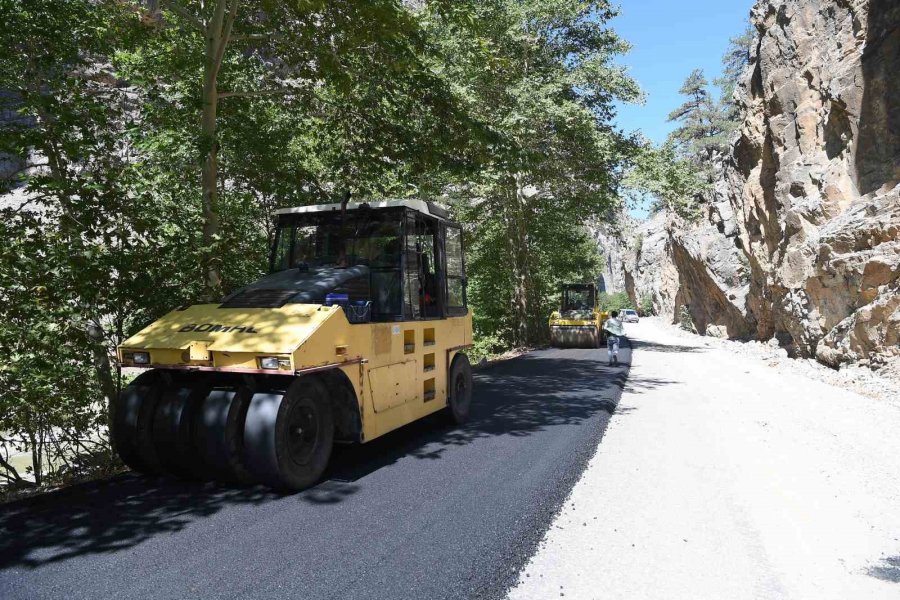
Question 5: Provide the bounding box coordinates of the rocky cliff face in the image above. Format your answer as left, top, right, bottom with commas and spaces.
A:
616, 0, 900, 375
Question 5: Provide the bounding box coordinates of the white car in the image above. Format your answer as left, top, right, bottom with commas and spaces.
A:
622, 309, 639, 323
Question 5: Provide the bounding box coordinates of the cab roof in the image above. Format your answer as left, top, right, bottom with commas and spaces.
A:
274, 199, 451, 221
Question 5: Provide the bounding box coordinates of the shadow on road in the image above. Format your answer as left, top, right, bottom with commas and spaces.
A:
323, 349, 632, 487
623, 376, 682, 394
869, 555, 900, 583
0, 340, 672, 570
0, 475, 282, 569
629, 338, 705, 354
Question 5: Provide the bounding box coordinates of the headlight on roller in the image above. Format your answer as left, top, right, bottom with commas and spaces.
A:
258, 357, 279, 370
132, 351, 150, 365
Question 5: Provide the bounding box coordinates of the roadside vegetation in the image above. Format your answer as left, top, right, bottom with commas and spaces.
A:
0, 1, 639, 492
598, 292, 635, 313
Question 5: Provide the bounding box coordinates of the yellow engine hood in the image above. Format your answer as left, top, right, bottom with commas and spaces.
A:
120, 303, 337, 355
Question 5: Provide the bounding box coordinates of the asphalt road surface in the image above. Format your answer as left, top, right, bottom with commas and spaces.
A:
0, 344, 630, 600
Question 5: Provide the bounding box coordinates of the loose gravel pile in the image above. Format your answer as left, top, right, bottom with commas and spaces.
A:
647, 317, 900, 405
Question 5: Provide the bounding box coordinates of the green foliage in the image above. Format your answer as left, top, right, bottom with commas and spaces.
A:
463, 205, 604, 347
468, 333, 507, 365
668, 26, 754, 169
622, 24, 752, 225
435, 0, 640, 346
624, 141, 708, 221
639, 294, 654, 316
115, 0, 490, 297
598, 291, 634, 312
0, 0, 639, 486
678, 305, 695, 332
633, 232, 645, 260
667, 69, 732, 163
715, 25, 755, 124
0, 0, 150, 486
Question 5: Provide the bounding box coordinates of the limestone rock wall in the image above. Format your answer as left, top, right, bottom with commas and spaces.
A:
589, 224, 628, 294
616, 0, 900, 372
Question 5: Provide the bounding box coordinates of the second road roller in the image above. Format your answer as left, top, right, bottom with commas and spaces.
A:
548, 283, 608, 348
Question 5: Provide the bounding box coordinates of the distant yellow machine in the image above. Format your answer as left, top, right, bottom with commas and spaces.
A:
116, 200, 473, 490
548, 283, 608, 348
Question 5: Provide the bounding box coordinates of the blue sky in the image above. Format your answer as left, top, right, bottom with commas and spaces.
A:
610, 0, 755, 144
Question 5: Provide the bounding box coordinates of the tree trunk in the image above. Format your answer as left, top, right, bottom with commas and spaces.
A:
509, 173, 531, 347
29, 428, 42, 487
199, 1, 230, 300
32, 107, 121, 447
87, 322, 119, 433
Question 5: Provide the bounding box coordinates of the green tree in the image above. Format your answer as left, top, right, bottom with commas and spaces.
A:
126, 0, 482, 299
0, 0, 158, 485
639, 294, 654, 316
624, 140, 708, 221
628, 26, 754, 225
432, 0, 640, 346
598, 291, 633, 312
667, 68, 731, 162
715, 25, 755, 124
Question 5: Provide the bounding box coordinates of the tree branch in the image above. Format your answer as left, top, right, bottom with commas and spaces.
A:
0, 455, 25, 484
213, 0, 240, 75
218, 88, 303, 99
230, 33, 277, 43
1, 162, 47, 181
161, 0, 206, 33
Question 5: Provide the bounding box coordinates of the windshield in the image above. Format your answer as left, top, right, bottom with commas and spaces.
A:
272, 210, 402, 272
562, 287, 595, 312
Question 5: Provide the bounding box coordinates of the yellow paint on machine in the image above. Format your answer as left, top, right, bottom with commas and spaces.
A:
548, 311, 610, 348
119, 301, 472, 444
120, 303, 329, 355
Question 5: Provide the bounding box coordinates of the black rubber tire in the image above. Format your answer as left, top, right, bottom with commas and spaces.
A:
447, 353, 473, 425
194, 380, 256, 485
151, 374, 211, 479
112, 370, 165, 474
242, 377, 334, 491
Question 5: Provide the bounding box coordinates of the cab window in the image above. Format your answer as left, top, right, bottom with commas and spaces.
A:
445, 225, 467, 316
403, 213, 442, 319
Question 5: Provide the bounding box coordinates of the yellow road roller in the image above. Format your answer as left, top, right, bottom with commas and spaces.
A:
548, 283, 608, 348
115, 200, 473, 490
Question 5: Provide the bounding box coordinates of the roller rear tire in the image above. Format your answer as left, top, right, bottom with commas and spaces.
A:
447, 354, 473, 425
242, 377, 334, 491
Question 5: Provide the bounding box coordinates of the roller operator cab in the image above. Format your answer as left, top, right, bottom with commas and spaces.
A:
548, 283, 608, 348
115, 200, 473, 491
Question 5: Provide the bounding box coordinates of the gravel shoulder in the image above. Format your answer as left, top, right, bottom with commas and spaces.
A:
657, 318, 900, 404
508, 319, 900, 600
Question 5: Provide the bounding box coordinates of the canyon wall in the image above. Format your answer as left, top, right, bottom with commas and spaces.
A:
616, 0, 900, 373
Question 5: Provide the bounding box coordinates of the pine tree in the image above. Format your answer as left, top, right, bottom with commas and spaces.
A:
715, 25, 755, 123
667, 69, 730, 163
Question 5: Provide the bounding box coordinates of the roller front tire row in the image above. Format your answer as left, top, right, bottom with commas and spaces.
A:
112, 358, 472, 491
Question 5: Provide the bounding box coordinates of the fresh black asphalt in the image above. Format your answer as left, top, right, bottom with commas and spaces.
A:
0, 343, 631, 600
